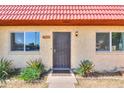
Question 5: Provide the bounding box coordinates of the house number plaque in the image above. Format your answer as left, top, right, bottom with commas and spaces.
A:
42, 35, 50, 39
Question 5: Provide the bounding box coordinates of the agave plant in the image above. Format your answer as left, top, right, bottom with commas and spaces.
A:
75, 59, 94, 76
0, 58, 12, 83
20, 58, 46, 82
27, 59, 45, 74
20, 67, 41, 82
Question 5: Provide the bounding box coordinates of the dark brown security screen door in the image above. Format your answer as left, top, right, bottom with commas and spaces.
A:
53, 32, 71, 70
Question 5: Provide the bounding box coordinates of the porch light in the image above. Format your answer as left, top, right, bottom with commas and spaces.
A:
75, 31, 78, 37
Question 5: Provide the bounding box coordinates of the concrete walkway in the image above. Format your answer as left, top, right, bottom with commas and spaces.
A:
47, 71, 77, 88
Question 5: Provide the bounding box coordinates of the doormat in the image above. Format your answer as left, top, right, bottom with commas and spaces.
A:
52, 70, 70, 73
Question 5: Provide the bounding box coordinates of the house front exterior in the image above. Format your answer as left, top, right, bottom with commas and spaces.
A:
1, 5, 124, 72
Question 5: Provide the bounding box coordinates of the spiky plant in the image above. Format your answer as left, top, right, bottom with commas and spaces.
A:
0, 58, 12, 84
75, 59, 94, 76
20, 58, 46, 82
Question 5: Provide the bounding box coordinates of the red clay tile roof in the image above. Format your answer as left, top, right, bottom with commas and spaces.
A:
0, 5, 124, 25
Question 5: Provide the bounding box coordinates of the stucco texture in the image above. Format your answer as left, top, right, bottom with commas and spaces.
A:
0, 26, 124, 71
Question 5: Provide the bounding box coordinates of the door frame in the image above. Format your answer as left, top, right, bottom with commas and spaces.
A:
52, 32, 71, 70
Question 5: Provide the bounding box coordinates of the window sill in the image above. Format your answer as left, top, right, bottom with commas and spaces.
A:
8, 51, 41, 55
96, 51, 124, 55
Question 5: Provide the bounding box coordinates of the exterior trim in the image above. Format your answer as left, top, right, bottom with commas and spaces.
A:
1, 19, 124, 26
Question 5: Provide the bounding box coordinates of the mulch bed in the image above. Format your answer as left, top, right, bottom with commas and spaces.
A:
0, 76, 48, 88
75, 71, 124, 81
75, 72, 124, 88
85, 71, 121, 77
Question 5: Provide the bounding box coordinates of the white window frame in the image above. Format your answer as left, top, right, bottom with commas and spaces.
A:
110, 32, 112, 52
10, 32, 40, 52
24, 32, 26, 52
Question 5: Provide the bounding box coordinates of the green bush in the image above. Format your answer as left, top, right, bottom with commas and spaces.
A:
20, 67, 40, 82
27, 59, 45, 74
75, 59, 94, 76
20, 59, 46, 82
0, 58, 12, 83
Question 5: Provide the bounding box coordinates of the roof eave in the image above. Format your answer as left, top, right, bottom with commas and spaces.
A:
0, 19, 124, 26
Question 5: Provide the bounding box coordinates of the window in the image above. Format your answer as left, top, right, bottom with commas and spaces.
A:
11, 32, 40, 51
11, 33, 24, 51
96, 33, 110, 51
25, 32, 40, 51
112, 32, 124, 51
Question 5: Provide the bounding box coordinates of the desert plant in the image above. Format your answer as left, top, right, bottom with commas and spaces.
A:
20, 59, 46, 82
75, 59, 94, 76
20, 67, 41, 82
27, 59, 45, 74
0, 58, 12, 83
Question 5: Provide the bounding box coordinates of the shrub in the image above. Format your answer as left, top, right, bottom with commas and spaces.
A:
20, 67, 41, 82
27, 59, 45, 74
0, 58, 12, 83
75, 59, 94, 76
20, 59, 46, 82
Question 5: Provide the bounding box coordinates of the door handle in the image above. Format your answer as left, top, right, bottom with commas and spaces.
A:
53, 49, 56, 53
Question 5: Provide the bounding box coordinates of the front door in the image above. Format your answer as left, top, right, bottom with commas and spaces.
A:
53, 32, 71, 70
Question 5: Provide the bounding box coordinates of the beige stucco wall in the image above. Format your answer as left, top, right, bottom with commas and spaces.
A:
0, 26, 124, 71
